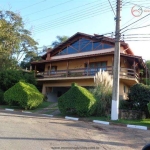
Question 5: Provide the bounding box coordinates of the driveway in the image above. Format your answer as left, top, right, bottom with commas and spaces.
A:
0, 110, 149, 150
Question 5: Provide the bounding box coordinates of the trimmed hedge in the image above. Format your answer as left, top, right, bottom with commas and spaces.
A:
128, 83, 150, 111
4, 81, 43, 109
58, 83, 96, 117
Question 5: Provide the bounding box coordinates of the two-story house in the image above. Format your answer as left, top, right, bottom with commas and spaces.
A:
31, 32, 146, 102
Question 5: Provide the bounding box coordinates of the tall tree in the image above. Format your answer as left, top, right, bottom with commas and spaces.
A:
0, 10, 38, 69
51, 35, 69, 48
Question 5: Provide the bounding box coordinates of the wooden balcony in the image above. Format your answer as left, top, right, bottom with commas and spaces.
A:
36, 66, 139, 82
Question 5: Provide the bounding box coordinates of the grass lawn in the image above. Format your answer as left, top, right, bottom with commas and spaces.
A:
29, 101, 53, 112
0, 101, 53, 112
86, 116, 150, 127
0, 105, 21, 110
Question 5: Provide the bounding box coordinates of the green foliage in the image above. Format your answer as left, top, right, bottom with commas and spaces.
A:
58, 83, 96, 117
91, 70, 112, 116
0, 10, 38, 69
90, 85, 112, 116
142, 78, 150, 85
0, 69, 36, 91
128, 83, 150, 111
20, 51, 42, 70
51, 35, 69, 48
4, 81, 43, 109
119, 100, 132, 110
147, 102, 150, 114
0, 89, 5, 104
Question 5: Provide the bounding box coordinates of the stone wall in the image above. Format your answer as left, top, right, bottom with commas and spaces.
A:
119, 109, 146, 120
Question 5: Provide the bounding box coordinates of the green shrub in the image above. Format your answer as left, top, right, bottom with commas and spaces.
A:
90, 70, 112, 116
4, 81, 43, 109
0, 89, 5, 104
0, 69, 36, 91
147, 102, 150, 114
90, 85, 112, 116
128, 83, 150, 111
119, 100, 132, 110
58, 83, 96, 117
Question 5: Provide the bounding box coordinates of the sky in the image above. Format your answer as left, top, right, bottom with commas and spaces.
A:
1, 0, 150, 60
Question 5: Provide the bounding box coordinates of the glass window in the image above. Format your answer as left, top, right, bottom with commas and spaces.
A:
80, 38, 91, 49
124, 85, 126, 93
93, 42, 99, 50
68, 47, 77, 54
103, 44, 113, 49
81, 43, 92, 52
51, 66, 57, 74
71, 41, 79, 50
88, 62, 107, 74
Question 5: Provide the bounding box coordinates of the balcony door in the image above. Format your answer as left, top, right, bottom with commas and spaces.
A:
89, 62, 107, 75
51, 66, 57, 74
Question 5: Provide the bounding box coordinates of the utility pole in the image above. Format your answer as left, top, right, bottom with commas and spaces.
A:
111, 0, 121, 120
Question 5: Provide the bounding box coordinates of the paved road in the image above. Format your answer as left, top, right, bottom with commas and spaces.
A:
0, 110, 150, 150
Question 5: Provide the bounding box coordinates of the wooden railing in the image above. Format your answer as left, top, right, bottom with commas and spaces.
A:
36, 66, 139, 80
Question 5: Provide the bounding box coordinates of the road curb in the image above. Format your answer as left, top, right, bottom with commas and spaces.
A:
42, 114, 53, 117
65, 116, 79, 121
22, 111, 32, 113
0, 108, 149, 131
5, 108, 14, 111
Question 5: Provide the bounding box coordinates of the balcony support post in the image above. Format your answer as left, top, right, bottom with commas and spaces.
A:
87, 58, 89, 76
66, 60, 69, 77
133, 59, 136, 78
34, 65, 36, 77
49, 63, 51, 76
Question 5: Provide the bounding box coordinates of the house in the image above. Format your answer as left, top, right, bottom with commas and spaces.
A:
31, 32, 146, 101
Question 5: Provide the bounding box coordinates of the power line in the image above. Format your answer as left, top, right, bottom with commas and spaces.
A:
123, 37, 150, 38
33, 8, 112, 33
23, 0, 74, 17
121, 24, 150, 33
124, 34, 150, 36
120, 13, 150, 33
124, 40, 150, 41
125, 2, 150, 9
30, 1, 114, 23
18, 0, 47, 11
33, 4, 114, 32
107, 0, 116, 16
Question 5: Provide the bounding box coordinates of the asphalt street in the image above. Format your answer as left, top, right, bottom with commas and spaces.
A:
0, 110, 150, 150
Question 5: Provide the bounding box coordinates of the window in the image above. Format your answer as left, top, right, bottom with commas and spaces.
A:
51, 66, 57, 74
68, 47, 77, 54
124, 85, 126, 93
85, 61, 107, 75
55, 38, 114, 55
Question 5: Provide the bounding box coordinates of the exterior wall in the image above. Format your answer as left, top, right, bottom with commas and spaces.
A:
42, 78, 94, 94
42, 79, 130, 101
44, 55, 114, 72
119, 81, 130, 100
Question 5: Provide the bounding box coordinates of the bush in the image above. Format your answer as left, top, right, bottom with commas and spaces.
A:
0, 69, 36, 91
58, 83, 96, 117
90, 70, 112, 116
4, 81, 43, 109
119, 100, 132, 110
0, 89, 5, 104
128, 83, 150, 111
90, 86, 112, 116
147, 102, 150, 114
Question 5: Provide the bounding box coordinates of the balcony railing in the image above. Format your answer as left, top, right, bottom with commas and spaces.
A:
36, 66, 139, 80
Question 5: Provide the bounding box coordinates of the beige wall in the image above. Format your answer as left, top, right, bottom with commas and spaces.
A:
42, 78, 130, 100
119, 81, 130, 100
44, 55, 114, 71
